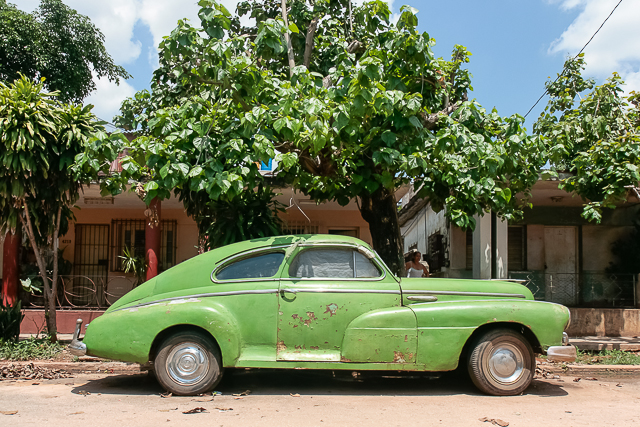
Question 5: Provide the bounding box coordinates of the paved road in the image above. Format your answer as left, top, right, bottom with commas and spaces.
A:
1, 368, 639, 426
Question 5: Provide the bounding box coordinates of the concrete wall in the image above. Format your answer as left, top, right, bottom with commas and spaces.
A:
567, 308, 640, 337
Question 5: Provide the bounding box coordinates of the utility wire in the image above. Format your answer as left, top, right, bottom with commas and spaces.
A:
523, 0, 624, 119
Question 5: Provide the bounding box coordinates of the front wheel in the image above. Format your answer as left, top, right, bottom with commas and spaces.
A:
154, 331, 223, 396
467, 329, 534, 396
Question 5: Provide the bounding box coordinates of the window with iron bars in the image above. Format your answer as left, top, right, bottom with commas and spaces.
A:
282, 220, 319, 235
111, 219, 177, 272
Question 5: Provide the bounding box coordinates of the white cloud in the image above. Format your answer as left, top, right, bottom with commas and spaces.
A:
549, 0, 640, 92
84, 77, 137, 122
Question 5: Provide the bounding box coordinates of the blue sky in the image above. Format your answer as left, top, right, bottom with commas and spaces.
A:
13, 0, 640, 129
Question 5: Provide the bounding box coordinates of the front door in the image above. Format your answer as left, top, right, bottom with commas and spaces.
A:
544, 226, 577, 305
277, 245, 401, 362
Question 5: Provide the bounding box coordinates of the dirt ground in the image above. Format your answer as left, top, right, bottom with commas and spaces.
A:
1, 368, 639, 427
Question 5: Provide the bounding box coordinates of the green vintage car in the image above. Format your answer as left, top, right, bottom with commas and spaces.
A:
70, 234, 576, 396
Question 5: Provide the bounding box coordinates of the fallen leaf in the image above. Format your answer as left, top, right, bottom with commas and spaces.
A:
182, 407, 207, 414
233, 397, 244, 400
573, 378, 581, 382
1, 411, 18, 415
585, 377, 598, 381
616, 383, 623, 387
32, 382, 40, 385
78, 390, 91, 396
479, 417, 509, 426
290, 393, 301, 397
158, 408, 178, 413
215, 407, 233, 412
232, 390, 251, 396
160, 392, 173, 398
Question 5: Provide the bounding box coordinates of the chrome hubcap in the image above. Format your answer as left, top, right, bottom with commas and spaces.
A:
166, 342, 209, 386
488, 343, 524, 384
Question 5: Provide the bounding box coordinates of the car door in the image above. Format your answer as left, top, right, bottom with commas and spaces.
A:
277, 244, 405, 362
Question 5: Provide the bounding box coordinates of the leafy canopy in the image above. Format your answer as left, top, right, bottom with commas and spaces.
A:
116, 0, 545, 271
0, 0, 130, 103
534, 55, 640, 223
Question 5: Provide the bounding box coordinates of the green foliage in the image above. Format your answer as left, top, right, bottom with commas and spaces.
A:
115, 0, 545, 271
0, 300, 23, 341
0, 336, 64, 360
118, 246, 147, 284
203, 185, 285, 249
0, 0, 130, 103
574, 348, 640, 365
534, 55, 640, 223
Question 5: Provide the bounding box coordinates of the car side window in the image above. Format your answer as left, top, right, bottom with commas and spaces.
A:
215, 252, 285, 281
288, 248, 381, 278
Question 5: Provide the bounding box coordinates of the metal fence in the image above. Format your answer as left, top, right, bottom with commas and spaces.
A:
21, 275, 138, 310
508, 271, 637, 308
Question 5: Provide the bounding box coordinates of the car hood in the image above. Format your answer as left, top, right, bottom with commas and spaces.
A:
400, 278, 534, 300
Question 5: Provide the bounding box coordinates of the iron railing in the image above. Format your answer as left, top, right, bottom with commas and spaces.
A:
508, 271, 637, 308
21, 275, 138, 309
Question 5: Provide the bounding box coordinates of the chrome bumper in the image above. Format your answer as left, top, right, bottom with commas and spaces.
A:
68, 318, 87, 357
547, 332, 576, 362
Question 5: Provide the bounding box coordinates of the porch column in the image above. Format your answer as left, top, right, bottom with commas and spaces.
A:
473, 214, 492, 280
2, 230, 21, 306
495, 215, 508, 279
145, 198, 162, 281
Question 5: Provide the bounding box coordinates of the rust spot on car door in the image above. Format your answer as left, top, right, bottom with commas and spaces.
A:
324, 303, 339, 316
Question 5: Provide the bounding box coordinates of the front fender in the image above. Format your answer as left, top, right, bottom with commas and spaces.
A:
83, 299, 242, 365
410, 299, 570, 370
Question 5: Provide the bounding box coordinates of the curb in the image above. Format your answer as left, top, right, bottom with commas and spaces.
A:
0, 360, 143, 375
540, 363, 640, 378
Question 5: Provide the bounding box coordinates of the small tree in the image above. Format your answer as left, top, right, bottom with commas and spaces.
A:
534, 55, 640, 222
0, 0, 130, 103
0, 76, 125, 341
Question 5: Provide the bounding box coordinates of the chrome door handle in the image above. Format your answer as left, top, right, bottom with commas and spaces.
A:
407, 296, 438, 302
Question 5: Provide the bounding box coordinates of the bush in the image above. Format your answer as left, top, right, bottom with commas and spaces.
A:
0, 300, 23, 341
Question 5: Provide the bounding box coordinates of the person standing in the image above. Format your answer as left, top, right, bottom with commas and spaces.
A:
405, 250, 429, 277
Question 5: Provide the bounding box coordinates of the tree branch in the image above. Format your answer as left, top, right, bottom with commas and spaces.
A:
281, 0, 296, 77
420, 101, 462, 130
303, 16, 320, 69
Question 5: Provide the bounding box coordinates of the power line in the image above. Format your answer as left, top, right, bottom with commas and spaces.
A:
523, 0, 624, 119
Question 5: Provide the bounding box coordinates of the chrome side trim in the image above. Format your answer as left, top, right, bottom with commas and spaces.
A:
402, 290, 527, 299
280, 288, 401, 295
113, 289, 281, 312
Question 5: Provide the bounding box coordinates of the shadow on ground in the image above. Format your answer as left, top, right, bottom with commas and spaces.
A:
69, 368, 568, 398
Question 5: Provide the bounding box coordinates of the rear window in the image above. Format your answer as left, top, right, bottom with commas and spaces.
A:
216, 252, 285, 281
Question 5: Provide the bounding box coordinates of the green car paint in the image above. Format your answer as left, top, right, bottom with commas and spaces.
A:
81, 234, 570, 374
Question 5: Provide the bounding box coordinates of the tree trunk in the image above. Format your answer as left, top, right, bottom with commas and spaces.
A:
358, 187, 405, 276
21, 204, 58, 341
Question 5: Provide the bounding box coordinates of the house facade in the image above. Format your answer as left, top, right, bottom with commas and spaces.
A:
1, 181, 376, 333
399, 179, 640, 337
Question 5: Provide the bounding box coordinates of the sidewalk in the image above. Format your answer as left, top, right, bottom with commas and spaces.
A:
570, 336, 640, 351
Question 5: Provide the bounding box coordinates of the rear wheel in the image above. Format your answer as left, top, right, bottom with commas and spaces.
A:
154, 331, 222, 396
467, 329, 534, 396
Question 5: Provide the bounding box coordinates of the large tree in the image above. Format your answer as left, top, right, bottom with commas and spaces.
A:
116, 0, 545, 274
0, 76, 125, 340
534, 55, 640, 222
0, 0, 130, 103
